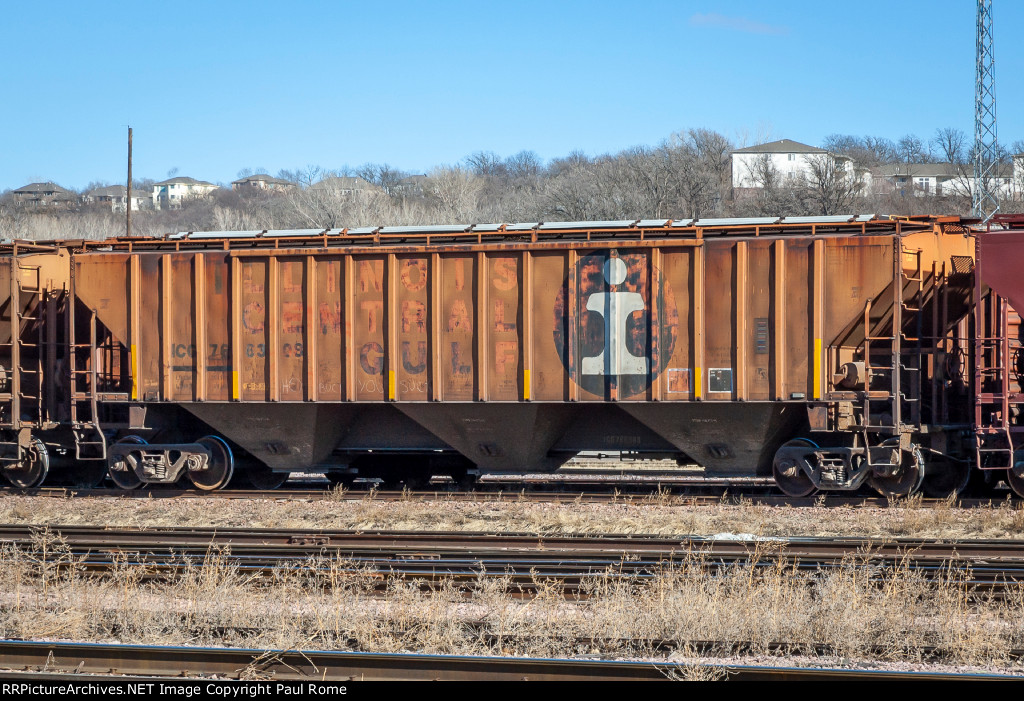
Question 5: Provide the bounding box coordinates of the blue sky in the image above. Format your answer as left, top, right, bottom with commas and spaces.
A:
1, 0, 1018, 191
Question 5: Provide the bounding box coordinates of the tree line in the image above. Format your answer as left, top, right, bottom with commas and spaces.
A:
2, 127, 1022, 241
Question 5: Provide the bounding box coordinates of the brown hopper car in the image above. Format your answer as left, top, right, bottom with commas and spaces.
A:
0, 214, 1019, 496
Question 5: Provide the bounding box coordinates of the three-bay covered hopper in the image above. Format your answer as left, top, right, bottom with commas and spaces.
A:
38, 214, 976, 494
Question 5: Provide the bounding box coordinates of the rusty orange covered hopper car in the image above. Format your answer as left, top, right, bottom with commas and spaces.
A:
0, 214, 1019, 497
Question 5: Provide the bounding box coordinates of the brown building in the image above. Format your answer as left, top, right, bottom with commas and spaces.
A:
231, 174, 296, 193
11, 182, 78, 208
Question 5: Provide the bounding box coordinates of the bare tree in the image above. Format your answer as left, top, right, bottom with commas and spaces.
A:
823, 134, 899, 168
930, 127, 973, 203
356, 163, 408, 197
464, 151, 507, 179
505, 150, 543, 181
738, 153, 806, 215
542, 156, 600, 221
803, 153, 861, 215
275, 165, 324, 188
897, 135, 931, 164
425, 166, 483, 221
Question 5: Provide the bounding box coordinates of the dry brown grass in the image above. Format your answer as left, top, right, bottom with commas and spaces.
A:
2, 492, 1024, 540
2, 492, 1024, 672
0, 532, 1022, 673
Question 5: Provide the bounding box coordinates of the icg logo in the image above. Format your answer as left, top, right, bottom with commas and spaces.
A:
553, 250, 678, 398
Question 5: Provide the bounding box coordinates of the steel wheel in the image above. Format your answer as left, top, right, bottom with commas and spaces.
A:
189, 436, 234, 491
108, 435, 146, 490
1007, 469, 1024, 498
772, 438, 817, 497
244, 461, 287, 490
1, 436, 49, 488
868, 440, 925, 497
69, 460, 107, 489
403, 473, 432, 490
920, 458, 970, 498
447, 467, 478, 491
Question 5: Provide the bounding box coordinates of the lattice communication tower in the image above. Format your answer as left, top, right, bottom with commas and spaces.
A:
974, 0, 999, 221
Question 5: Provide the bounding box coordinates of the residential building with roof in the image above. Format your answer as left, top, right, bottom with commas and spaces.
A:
393, 174, 429, 196
84, 185, 151, 212
10, 182, 78, 208
231, 174, 296, 193
730, 139, 856, 195
869, 162, 1019, 200
308, 176, 382, 197
152, 177, 219, 209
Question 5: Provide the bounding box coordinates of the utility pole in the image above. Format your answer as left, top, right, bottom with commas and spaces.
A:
126, 126, 133, 237
973, 0, 999, 221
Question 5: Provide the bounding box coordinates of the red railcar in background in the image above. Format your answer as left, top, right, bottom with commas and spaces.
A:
971, 215, 1024, 495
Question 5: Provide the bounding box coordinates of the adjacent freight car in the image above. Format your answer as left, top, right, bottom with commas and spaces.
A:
0, 215, 1014, 497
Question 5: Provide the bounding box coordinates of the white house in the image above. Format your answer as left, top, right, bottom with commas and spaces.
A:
152, 177, 219, 209
731, 139, 855, 195
84, 185, 150, 212
309, 176, 382, 197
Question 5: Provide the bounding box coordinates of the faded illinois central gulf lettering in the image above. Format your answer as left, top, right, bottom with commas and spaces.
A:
355, 257, 520, 400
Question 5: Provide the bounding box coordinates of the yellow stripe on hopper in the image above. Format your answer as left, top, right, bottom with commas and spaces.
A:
232, 371, 239, 400
388, 371, 396, 400
130, 345, 138, 400
524, 369, 531, 400
813, 338, 822, 399
695, 367, 701, 399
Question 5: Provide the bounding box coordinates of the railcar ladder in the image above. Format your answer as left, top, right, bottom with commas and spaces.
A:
0, 256, 49, 458
973, 292, 1024, 469
0, 258, 49, 464
67, 296, 106, 461
859, 242, 926, 458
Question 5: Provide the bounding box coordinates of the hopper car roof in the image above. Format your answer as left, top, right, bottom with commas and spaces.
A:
0, 214, 980, 253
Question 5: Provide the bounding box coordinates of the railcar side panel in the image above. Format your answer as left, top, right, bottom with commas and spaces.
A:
240, 258, 269, 401
315, 257, 343, 401
73, 239, 945, 408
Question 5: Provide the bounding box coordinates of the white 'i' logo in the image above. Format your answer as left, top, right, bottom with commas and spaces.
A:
581, 257, 649, 376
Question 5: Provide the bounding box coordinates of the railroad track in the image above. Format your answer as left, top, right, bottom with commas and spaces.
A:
5, 484, 1020, 509
0, 640, 1013, 681
6, 526, 1024, 593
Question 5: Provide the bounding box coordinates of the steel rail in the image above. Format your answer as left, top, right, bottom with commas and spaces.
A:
0, 640, 1012, 681
9, 524, 1024, 558
5, 485, 1020, 509
5, 527, 1024, 592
